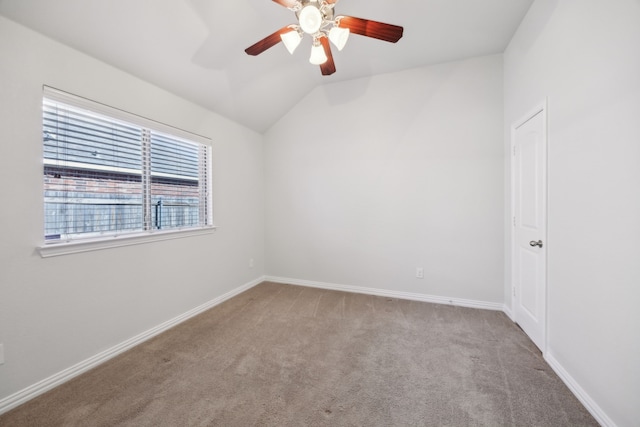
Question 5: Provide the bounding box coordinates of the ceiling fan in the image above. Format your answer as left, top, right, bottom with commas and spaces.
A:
245, 0, 404, 76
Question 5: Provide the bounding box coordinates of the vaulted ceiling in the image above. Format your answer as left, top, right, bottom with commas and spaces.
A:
0, 0, 534, 132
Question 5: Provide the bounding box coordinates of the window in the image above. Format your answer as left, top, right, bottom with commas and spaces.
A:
41, 87, 213, 254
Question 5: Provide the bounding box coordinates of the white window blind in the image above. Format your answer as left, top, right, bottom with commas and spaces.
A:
42, 87, 213, 246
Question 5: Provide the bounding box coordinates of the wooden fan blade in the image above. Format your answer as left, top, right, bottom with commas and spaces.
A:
319, 37, 336, 76
337, 16, 403, 43
245, 26, 293, 56
325, 0, 339, 4
272, 0, 298, 8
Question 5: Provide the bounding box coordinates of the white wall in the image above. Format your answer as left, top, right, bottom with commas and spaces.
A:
264, 55, 504, 304
0, 16, 264, 403
504, 1, 640, 425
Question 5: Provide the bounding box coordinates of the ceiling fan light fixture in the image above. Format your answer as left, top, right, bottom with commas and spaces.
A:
246, 0, 404, 75
280, 29, 302, 54
299, 5, 323, 34
309, 40, 328, 64
328, 26, 349, 51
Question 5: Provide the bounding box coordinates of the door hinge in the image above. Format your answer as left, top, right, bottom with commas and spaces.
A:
513, 146, 516, 156
512, 287, 516, 297
513, 216, 516, 226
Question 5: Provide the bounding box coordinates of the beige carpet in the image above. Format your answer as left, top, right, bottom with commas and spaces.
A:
0, 281, 597, 426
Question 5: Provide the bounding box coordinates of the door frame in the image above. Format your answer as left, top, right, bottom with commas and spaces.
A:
510, 99, 548, 353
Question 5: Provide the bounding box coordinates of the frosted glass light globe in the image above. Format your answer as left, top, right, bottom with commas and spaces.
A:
309, 42, 328, 65
329, 27, 350, 51
299, 5, 323, 34
281, 30, 302, 54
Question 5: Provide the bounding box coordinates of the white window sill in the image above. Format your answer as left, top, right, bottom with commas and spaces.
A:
38, 226, 218, 258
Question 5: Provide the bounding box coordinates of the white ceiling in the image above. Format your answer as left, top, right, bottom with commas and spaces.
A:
0, 0, 533, 132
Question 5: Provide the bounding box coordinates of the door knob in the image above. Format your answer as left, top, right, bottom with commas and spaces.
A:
529, 240, 543, 248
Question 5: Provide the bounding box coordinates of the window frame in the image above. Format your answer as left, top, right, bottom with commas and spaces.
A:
39, 86, 216, 258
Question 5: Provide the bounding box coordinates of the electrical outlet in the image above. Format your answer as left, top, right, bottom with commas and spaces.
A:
249, 258, 254, 268
416, 268, 424, 279
0, 343, 4, 365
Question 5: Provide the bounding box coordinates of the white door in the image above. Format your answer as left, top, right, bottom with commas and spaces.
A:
512, 106, 547, 352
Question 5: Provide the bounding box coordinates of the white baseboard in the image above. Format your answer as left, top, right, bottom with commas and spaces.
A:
502, 304, 514, 320
2, 275, 616, 427
545, 351, 616, 427
265, 276, 504, 311
0, 276, 265, 416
